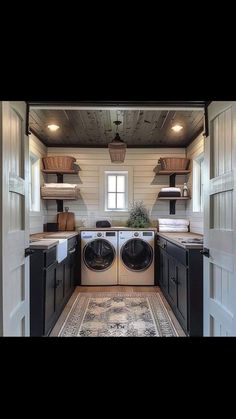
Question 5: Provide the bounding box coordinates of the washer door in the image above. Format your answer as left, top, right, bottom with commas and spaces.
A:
121, 238, 153, 272
83, 239, 115, 271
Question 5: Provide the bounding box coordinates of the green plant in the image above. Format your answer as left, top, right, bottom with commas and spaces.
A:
126, 201, 151, 228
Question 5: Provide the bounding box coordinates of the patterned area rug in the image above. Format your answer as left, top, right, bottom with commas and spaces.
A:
58, 293, 178, 337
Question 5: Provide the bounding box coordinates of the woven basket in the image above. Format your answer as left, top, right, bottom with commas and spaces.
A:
42, 156, 76, 170
160, 157, 190, 171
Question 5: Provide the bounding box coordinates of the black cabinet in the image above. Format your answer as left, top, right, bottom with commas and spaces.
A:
45, 262, 57, 335
176, 262, 187, 331
30, 235, 78, 336
157, 235, 203, 336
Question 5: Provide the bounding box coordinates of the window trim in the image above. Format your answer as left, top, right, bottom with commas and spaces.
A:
192, 153, 204, 213
105, 172, 128, 211
29, 152, 41, 213
99, 166, 133, 215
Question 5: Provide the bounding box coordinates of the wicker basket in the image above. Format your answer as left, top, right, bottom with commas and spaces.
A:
159, 157, 190, 171
42, 156, 76, 170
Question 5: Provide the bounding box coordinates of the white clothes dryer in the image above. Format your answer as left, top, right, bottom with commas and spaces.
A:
118, 230, 155, 285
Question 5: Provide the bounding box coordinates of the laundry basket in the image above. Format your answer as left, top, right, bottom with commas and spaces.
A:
42, 156, 76, 170
159, 157, 190, 171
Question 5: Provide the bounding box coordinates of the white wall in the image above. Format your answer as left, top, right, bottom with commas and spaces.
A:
29, 134, 47, 234
45, 147, 188, 228
186, 133, 204, 234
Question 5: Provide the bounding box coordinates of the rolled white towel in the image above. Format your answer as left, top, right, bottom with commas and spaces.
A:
44, 183, 78, 188
160, 187, 181, 192
158, 218, 189, 226
159, 226, 189, 232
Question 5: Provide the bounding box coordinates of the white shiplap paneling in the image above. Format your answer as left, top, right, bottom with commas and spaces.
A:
45, 147, 187, 228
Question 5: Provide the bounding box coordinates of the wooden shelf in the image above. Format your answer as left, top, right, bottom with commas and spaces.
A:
157, 197, 190, 200
42, 169, 79, 174
156, 170, 191, 175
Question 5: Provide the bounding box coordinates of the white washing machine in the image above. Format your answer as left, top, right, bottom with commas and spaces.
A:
81, 230, 118, 285
118, 230, 155, 285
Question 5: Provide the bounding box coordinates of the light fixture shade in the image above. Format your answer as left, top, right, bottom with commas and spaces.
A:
108, 133, 127, 163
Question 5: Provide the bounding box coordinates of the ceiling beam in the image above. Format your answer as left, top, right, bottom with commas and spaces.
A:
28, 101, 205, 111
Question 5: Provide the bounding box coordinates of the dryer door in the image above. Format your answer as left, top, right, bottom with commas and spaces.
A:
83, 239, 115, 271
121, 238, 153, 272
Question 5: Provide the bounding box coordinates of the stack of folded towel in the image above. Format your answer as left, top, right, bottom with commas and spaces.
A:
41, 183, 80, 200
158, 187, 181, 197
157, 218, 189, 232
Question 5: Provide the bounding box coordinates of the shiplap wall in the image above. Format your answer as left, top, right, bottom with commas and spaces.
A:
29, 134, 47, 234
45, 147, 188, 228
186, 132, 204, 234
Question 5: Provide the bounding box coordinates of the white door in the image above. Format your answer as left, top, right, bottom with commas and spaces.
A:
204, 101, 236, 336
1, 101, 30, 336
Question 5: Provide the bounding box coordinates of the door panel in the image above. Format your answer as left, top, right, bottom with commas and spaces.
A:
204, 102, 236, 336
176, 263, 187, 328
1, 101, 30, 336
45, 264, 56, 335
168, 256, 177, 305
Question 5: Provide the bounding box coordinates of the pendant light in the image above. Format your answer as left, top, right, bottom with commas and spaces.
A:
108, 112, 127, 163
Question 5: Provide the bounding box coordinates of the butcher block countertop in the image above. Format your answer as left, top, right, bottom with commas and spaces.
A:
157, 232, 203, 249
29, 239, 60, 250
29, 231, 79, 249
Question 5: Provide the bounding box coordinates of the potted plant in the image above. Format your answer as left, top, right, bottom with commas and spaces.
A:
126, 201, 151, 228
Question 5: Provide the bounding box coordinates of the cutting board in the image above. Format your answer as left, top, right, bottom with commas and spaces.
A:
57, 212, 75, 231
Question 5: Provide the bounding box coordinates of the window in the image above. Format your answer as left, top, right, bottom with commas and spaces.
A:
193, 154, 204, 213
99, 166, 133, 214
29, 153, 40, 212
105, 172, 128, 211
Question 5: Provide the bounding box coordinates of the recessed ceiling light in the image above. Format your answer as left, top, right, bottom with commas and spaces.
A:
171, 124, 183, 132
47, 124, 60, 131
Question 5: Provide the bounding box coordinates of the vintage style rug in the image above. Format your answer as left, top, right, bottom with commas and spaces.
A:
57, 293, 178, 337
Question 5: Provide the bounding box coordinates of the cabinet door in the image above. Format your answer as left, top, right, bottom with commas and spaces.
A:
159, 249, 168, 293
176, 263, 188, 330
55, 262, 64, 312
64, 256, 71, 298
168, 256, 177, 306
69, 247, 77, 288
45, 263, 57, 335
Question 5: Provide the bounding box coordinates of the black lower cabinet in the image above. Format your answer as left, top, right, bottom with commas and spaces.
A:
159, 248, 168, 293
157, 235, 203, 336
30, 236, 78, 336
168, 256, 177, 306
176, 262, 187, 330
45, 262, 57, 336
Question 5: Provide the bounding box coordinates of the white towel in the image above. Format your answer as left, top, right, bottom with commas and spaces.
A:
159, 226, 189, 232
56, 239, 68, 263
44, 183, 78, 188
160, 187, 181, 192
158, 218, 189, 226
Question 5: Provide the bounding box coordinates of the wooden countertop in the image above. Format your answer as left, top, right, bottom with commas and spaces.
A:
157, 232, 203, 249
30, 231, 79, 240
29, 231, 79, 249
29, 239, 60, 250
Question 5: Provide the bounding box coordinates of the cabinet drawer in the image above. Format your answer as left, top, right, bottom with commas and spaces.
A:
44, 247, 57, 268
166, 241, 187, 266
68, 236, 77, 251
157, 236, 167, 250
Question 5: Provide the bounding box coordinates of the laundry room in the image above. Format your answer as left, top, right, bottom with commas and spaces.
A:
1, 101, 235, 337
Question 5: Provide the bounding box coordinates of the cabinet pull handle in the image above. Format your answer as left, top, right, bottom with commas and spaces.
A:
171, 276, 179, 284
69, 248, 76, 254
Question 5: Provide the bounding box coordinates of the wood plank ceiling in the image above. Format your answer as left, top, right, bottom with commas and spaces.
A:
29, 109, 204, 147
